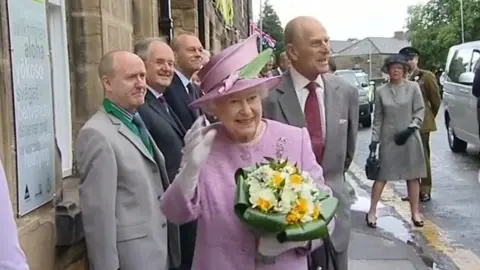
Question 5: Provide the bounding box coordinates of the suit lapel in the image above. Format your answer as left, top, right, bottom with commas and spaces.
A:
173, 74, 200, 118
322, 74, 341, 148
145, 92, 186, 137
110, 115, 156, 165
277, 71, 307, 127
151, 142, 171, 188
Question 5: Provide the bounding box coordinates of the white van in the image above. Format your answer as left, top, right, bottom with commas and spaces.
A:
443, 41, 480, 152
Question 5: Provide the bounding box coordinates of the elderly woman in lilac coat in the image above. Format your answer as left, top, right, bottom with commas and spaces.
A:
160, 35, 335, 270
0, 159, 30, 270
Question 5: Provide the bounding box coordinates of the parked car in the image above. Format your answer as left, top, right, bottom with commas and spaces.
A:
442, 41, 480, 152
354, 71, 375, 110
334, 69, 372, 127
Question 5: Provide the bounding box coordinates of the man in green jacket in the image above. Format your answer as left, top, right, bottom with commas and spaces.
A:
399, 47, 441, 202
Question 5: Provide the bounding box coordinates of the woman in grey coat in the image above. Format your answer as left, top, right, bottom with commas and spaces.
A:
367, 55, 427, 228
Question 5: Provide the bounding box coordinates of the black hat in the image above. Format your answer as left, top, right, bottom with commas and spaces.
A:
382, 54, 409, 73
399, 46, 420, 56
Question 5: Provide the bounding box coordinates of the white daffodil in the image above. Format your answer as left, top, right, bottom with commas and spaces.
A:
250, 188, 278, 213
277, 189, 297, 213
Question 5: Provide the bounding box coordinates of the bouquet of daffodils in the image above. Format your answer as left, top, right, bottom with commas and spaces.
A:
234, 157, 338, 242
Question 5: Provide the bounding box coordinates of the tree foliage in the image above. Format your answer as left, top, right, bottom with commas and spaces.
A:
258, 0, 285, 57
406, 0, 480, 70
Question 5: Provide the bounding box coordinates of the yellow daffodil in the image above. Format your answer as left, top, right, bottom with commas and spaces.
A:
272, 171, 283, 187
290, 174, 304, 185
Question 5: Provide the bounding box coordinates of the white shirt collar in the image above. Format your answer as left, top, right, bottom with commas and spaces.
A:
289, 66, 324, 92
175, 70, 190, 87
147, 85, 163, 99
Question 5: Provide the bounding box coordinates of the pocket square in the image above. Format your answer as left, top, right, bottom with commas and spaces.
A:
339, 119, 347, 124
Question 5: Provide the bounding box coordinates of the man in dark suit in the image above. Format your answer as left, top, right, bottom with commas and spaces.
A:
134, 37, 194, 270
164, 32, 204, 130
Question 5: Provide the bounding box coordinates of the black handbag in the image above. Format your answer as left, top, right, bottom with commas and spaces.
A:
307, 235, 339, 270
365, 150, 380, 180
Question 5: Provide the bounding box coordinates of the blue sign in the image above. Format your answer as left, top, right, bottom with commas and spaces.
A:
7, 0, 56, 216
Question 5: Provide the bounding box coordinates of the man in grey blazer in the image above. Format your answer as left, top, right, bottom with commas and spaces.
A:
263, 16, 359, 270
75, 50, 180, 270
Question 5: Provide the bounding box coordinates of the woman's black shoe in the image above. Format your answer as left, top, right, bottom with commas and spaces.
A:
411, 218, 424, 227
365, 213, 377, 228
420, 193, 431, 202
401, 193, 431, 202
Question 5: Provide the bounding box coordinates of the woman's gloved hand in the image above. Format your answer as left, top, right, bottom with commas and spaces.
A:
175, 116, 217, 198
258, 234, 308, 257
394, 127, 415, 145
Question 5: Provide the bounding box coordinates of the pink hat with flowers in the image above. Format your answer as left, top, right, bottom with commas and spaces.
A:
189, 34, 281, 110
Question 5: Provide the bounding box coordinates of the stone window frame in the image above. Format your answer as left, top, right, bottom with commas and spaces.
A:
47, 0, 73, 177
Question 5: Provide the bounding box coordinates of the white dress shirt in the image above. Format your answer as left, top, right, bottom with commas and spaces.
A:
290, 67, 326, 138
175, 70, 191, 94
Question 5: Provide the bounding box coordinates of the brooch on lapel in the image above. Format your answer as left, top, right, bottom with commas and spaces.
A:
275, 137, 287, 159
414, 76, 420, 82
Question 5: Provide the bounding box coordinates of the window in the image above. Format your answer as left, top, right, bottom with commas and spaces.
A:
241, 0, 244, 18
448, 48, 471, 83
471, 50, 480, 72
48, 0, 72, 177
209, 21, 214, 51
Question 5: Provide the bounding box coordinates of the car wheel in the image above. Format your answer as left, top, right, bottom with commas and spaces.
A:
361, 116, 372, 128
446, 118, 467, 153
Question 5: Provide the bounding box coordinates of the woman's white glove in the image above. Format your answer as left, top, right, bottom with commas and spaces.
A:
176, 116, 217, 199
258, 234, 308, 257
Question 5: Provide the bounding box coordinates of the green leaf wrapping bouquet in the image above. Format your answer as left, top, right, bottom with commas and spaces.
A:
234, 157, 339, 242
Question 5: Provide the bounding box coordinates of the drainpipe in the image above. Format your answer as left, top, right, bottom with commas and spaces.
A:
158, 0, 173, 42
247, 0, 251, 35
198, 0, 206, 45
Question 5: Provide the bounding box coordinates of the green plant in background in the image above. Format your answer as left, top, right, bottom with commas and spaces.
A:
259, 0, 285, 57
406, 0, 480, 70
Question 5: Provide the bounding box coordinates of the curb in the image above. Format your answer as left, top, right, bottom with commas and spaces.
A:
346, 161, 480, 270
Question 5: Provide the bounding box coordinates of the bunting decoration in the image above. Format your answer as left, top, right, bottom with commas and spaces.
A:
216, 0, 234, 25
250, 23, 277, 48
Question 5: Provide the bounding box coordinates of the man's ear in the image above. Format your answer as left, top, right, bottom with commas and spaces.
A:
102, 75, 112, 93
173, 52, 180, 67
286, 44, 298, 62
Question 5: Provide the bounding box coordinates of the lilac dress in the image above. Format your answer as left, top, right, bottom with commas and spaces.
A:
161, 119, 332, 270
0, 160, 30, 270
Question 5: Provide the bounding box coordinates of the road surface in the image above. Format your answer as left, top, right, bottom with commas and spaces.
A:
348, 105, 480, 269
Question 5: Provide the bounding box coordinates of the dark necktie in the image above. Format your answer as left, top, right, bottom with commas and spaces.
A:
186, 82, 197, 101
304, 82, 325, 164
157, 95, 169, 113
132, 113, 151, 152
186, 82, 201, 116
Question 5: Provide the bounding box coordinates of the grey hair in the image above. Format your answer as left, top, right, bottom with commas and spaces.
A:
133, 37, 169, 61
202, 86, 270, 114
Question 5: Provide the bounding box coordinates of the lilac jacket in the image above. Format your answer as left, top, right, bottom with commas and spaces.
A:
161, 120, 333, 270
0, 160, 29, 270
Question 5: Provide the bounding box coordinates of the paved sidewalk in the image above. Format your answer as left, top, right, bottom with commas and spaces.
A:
348, 228, 431, 270
346, 175, 435, 270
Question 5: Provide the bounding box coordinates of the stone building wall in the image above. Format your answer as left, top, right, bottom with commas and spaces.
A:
0, 0, 251, 269
172, 0, 251, 53
0, 0, 160, 269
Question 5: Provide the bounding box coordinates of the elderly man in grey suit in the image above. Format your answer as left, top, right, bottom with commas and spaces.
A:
75, 50, 180, 270
263, 16, 359, 270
